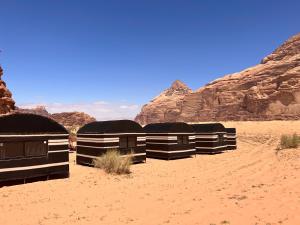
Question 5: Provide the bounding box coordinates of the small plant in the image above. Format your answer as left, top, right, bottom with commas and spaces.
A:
93, 149, 132, 174
279, 133, 299, 149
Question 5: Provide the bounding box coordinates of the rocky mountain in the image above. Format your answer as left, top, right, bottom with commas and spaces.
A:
0, 66, 15, 114
51, 112, 96, 128
135, 33, 300, 125
15, 106, 96, 129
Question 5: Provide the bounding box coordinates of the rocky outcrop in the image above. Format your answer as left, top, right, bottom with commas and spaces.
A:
0, 66, 15, 114
135, 80, 192, 124
135, 33, 300, 125
51, 112, 96, 128
14, 106, 96, 129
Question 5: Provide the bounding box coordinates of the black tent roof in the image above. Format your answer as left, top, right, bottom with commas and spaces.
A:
78, 120, 144, 134
191, 123, 225, 133
144, 122, 194, 133
0, 113, 68, 134
225, 128, 236, 133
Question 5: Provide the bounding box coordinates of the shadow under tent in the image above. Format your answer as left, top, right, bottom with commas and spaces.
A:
76, 120, 146, 166
0, 113, 69, 186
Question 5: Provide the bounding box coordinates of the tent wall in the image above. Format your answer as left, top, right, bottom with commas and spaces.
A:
225, 128, 237, 150
145, 133, 195, 159
0, 134, 69, 182
76, 133, 146, 165
194, 132, 227, 154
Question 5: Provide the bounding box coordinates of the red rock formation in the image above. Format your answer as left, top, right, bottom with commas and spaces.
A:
15, 106, 96, 129
51, 112, 96, 128
0, 66, 15, 114
135, 33, 300, 125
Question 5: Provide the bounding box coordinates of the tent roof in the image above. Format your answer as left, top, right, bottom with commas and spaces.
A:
78, 120, 143, 134
0, 113, 68, 134
144, 122, 193, 133
225, 127, 236, 133
190, 123, 225, 132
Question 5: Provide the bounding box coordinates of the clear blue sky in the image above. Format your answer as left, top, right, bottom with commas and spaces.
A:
1, 0, 300, 119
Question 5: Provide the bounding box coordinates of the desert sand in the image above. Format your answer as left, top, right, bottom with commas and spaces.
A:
0, 121, 299, 225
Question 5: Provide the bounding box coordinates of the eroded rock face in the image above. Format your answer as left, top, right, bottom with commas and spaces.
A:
0, 66, 15, 114
15, 106, 96, 129
135, 33, 300, 125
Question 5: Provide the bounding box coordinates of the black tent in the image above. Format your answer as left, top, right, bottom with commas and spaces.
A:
76, 120, 146, 165
0, 114, 69, 183
191, 123, 227, 154
225, 128, 237, 150
144, 122, 196, 160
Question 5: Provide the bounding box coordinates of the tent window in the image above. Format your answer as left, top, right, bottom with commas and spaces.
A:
128, 136, 136, 148
119, 136, 137, 148
25, 141, 48, 157
119, 137, 128, 148
177, 136, 189, 145
183, 136, 189, 145
3, 142, 25, 159
0, 143, 4, 160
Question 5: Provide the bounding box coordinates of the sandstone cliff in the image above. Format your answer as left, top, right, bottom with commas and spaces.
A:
135, 33, 300, 125
0, 66, 15, 114
15, 106, 96, 129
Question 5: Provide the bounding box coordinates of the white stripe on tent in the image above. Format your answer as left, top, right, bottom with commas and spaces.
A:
196, 135, 219, 138
77, 145, 119, 149
48, 139, 69, 143
137, 137, 146, 141
146, 136, 178, 140
0, 162, 69, 173
77, 137, 119, 143
48, 150, 69, 153
146, 149, 195, 153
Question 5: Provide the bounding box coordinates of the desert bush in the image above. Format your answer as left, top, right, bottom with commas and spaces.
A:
279, 133, 299, 149
93, 149, 132, 174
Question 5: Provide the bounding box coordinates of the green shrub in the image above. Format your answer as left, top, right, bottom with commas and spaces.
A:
93, 149, 132, 174
280, 133, 299, 149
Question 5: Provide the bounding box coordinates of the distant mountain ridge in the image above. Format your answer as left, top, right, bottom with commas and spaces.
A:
135, 33, 300, 125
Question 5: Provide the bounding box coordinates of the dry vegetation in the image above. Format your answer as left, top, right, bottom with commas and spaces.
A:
279, 133, 300, 149
93, 149, 133, 174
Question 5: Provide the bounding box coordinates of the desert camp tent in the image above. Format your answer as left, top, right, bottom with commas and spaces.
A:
144, 122, 196, 160
76, 120, 146, 165
0, 114, 69, 183
225, 128, 237, 150
191, 123, 227, 154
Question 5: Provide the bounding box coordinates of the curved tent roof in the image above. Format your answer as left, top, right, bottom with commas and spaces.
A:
191, 123, 225, 133
78, 120, 144, 134
225, 128, 236, 133
144, 122, 194, 133
0, 113, 68, 134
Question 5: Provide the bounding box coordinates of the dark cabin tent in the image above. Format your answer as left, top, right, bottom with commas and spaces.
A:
144, 122, 196, 160
0, 114, 69, 183
225, 128, 237, 150
76, 120, 146, 165
191, 123, 227, 154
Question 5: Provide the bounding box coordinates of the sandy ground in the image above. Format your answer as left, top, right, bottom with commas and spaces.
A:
0, 121, 300, 225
